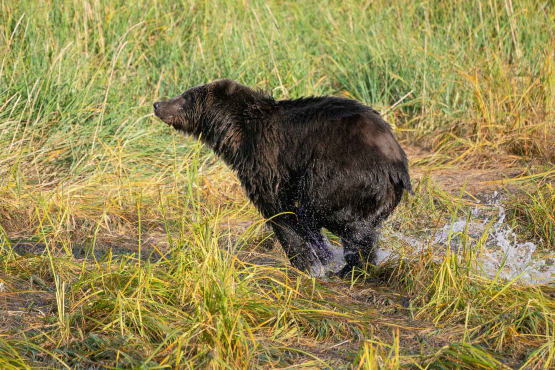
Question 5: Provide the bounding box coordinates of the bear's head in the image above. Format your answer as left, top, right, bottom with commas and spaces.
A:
153, 79, 242, 134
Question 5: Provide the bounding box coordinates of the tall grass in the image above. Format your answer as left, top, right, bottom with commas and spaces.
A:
2, 0, 554, 161
1, 0, 555, 368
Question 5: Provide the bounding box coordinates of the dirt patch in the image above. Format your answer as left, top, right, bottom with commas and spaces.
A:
7, 239, 171, 263
404, 144, 547, 195
0, 280, 54, 335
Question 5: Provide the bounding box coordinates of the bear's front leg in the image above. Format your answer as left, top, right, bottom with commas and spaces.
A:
271, 223, 320, 273
303, 227, 334, 266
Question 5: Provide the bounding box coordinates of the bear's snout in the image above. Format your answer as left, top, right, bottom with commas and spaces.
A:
153, 101, 168, 121
153, 98, 185, 128
153, 97, 185, 124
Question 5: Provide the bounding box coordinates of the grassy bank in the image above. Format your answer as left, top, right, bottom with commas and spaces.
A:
1, 0, 555, 368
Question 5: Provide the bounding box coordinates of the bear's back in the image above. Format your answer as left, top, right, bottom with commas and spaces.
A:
272, 96, 412, 212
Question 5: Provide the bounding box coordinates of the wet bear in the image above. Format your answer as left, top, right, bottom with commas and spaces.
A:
153, 79, 412, 277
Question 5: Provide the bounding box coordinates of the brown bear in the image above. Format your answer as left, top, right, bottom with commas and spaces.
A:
153, 79, 412, 277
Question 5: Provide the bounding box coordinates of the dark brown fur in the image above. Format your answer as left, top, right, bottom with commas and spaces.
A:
154, 79, 412, 277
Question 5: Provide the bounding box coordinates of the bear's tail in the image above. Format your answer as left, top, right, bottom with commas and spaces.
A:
389, 166, 413, 197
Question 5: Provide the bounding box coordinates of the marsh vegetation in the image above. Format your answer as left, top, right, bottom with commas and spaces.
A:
1, 0, 554, 368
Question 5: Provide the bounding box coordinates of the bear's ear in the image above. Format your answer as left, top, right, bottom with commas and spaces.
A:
212, 78, 237, 96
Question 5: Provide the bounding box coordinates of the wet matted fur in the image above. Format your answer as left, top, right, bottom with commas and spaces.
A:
153, 79, 412, 277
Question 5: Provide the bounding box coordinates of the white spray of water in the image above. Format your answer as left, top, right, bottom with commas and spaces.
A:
310, 191, 553, 284
377, 192, 554, 285
311, 243, 346, 277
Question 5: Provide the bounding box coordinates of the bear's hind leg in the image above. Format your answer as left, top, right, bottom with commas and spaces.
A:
335, 221, 380, 278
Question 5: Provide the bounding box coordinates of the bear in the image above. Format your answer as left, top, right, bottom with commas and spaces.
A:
153, 79, 412, 277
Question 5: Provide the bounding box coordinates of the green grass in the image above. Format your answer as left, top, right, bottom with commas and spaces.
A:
1, 0, 555, 368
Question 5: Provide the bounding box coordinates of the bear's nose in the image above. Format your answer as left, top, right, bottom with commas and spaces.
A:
153, 102, 161, 110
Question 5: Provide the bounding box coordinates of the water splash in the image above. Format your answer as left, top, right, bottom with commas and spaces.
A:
378, 192, 554, 285
311, 243, 346, 277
